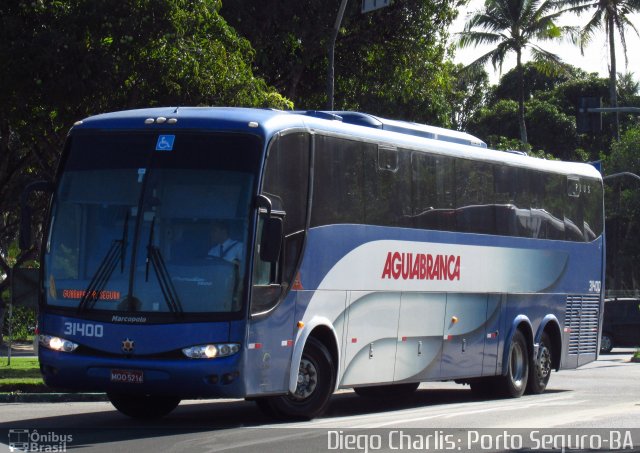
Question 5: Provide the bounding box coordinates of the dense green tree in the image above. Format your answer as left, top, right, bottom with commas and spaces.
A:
617, 72, 640, 128
604, 126, 640, 291
525, 98, 580, 160
221, 0, 461, 125
458, 0, 576, 145
568, 0, 640, 137
0, 0, 291, 293
489, 62, 573, 104
468, 99, 521, 147
467, 64, 632, 161
447, 64, 490, 131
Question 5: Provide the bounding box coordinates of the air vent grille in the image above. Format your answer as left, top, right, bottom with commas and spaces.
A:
566, 295, 600, 355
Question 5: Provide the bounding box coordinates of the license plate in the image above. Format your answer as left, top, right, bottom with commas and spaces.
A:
110, 369, 144, 384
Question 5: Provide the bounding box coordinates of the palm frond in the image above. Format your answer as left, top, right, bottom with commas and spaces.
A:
578, 9, 604, 53
457, 31, 503, 48
463, 44, 509, 73
561, 1, 599, 16
529, 44, 573, 76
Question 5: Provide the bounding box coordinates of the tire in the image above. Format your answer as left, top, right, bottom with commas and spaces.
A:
108, 393, 180, 419
354, 382, 419, 398
600, 333, 613, 354
264, 337, 336, 420
496, 330, 529, 398
526, 331, 552, 394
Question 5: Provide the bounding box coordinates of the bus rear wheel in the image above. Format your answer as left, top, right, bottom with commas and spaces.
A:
526, 331, 552, 394
496, 330, 529, 398
263, 337, 335, 420
108, 393, 180, 419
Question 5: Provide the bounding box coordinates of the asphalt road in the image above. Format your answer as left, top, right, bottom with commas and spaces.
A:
1, 350, 639, 452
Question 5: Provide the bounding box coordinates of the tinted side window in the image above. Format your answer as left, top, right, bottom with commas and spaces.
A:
263, 133, 310, 234
411, 152, 437, 217
456, 159, 496, 234
260, 132, 310, 286
542, 173, 566, 240
364, 145, 412, 227
581, 177, 604, 240
311, 136, 366, 226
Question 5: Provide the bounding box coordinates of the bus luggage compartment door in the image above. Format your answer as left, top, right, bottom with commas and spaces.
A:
341, 291, 400, 386
441, 294, 489, 379
394, 292, 446, 382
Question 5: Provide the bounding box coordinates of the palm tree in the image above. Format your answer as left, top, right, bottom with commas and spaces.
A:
458, 0, 576, 146
569, 0, 640, 138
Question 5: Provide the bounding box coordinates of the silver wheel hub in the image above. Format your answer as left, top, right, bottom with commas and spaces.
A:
510, 342, 525, 388
292, 357, 318, 400
538, 346, 551, 380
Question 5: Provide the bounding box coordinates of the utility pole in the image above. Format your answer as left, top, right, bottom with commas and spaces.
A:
326, 0, 391, 110
326, 0, 349, 110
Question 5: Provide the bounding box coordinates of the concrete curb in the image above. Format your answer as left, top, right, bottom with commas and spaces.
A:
0, 392, 109, 403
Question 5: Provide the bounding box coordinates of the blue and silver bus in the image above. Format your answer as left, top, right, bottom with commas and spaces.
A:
31, 108, 604, 419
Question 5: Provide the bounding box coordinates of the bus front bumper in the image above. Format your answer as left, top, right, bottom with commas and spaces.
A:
38, 348, 245, 398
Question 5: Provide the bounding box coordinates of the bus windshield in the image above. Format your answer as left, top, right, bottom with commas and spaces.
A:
44, 132, 260, 317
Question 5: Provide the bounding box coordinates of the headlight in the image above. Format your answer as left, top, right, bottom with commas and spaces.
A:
182, 343, 240, 359
39, 335, 79, 353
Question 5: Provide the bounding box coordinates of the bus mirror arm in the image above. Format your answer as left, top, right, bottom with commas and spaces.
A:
19, 180, 54, 251
255, 194, 273, 216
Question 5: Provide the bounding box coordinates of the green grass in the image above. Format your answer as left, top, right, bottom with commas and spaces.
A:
0, 357, 45, 392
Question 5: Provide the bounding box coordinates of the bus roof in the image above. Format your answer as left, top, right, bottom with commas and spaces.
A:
72, 107, 602, 180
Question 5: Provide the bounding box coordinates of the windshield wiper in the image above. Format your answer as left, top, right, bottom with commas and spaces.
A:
78, 211, 129, 313
145, 217, 184, 316
120, 211, 129, 272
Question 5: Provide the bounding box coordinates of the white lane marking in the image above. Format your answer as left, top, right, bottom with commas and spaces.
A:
263, 394, 579, 429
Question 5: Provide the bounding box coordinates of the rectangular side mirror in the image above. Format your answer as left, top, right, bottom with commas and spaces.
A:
260, 217, 283, 263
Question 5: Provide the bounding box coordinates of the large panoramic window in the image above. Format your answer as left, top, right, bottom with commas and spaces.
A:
44, 132, 261, 317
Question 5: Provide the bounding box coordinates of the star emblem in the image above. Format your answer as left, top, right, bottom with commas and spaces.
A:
122, 338, 135, 353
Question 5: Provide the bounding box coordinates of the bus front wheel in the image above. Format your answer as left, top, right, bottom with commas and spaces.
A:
264, 337, 335, 420
108, 393, 180, 419
497, 330, 529, 398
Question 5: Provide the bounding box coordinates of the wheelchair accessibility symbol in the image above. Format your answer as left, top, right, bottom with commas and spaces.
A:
156, 135, 175, 151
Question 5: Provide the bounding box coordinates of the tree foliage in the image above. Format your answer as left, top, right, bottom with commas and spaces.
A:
0, 0, 291, 292
568, 0, 640, 136
447, 64, 490, 131
604, 126, 640, 291
466, 63, 633, 161
221, 0, 460, 125
458, 0, 577, 145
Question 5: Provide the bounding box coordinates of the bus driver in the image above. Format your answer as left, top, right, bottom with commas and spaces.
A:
207, 221, 242, 264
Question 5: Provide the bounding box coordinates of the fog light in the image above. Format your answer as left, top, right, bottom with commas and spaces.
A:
222, 371, 240, 384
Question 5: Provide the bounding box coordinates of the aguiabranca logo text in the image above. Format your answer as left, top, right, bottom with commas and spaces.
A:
381, 252, 461, 281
